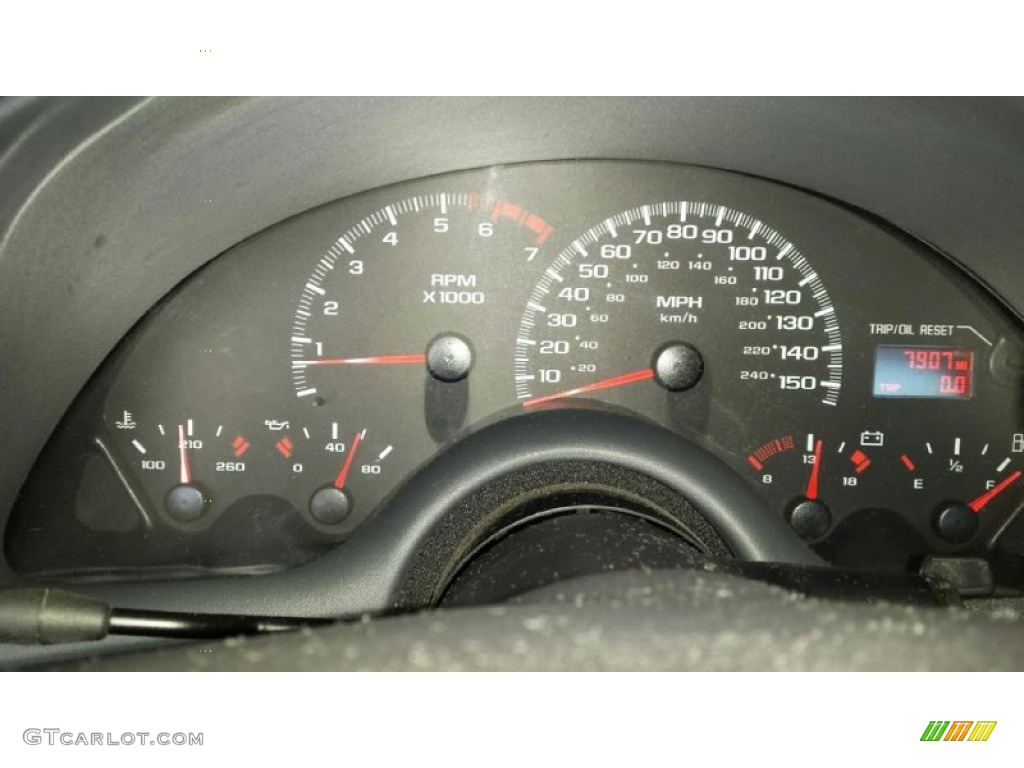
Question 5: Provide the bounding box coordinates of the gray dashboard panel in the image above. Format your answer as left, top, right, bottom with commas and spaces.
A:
2, 96, 1024, 586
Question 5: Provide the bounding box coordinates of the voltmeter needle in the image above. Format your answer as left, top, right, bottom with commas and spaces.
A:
805, 439, 823, 500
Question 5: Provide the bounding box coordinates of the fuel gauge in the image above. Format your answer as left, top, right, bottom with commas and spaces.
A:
901, 436, 1024, 545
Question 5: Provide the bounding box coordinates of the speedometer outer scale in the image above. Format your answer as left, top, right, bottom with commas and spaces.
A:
516, 202, 843, 442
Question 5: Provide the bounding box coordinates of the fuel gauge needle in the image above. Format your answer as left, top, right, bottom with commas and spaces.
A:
969, 469, 1022, 512
178, 424, 192, 484
805, 439, 823, 500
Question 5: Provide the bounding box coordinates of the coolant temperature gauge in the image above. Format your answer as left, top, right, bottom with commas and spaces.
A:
103, 413, 258, 524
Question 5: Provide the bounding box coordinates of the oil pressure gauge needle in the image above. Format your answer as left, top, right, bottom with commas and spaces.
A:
333, 429, 364, 489
177, 424, 192, 484
969, 469, 1022, 512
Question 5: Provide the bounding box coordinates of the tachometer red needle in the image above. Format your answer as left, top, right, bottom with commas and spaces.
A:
969, 469, 1022, 513
294, 354, 426, 367
522, 368, 655, 408
177, 424, 192, 484
805, 439, 823, 500
333, 430, 364, 489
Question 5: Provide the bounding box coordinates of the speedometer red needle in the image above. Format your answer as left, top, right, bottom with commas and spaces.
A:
333, 430, 364, 489
805, 439, 823, 500
294, 354, 426, 367
969, 469, 1022, 512
522, 368, 655, 409
177, 424, 191, 484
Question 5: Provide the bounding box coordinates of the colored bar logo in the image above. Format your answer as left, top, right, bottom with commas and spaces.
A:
921, 721, 997, 742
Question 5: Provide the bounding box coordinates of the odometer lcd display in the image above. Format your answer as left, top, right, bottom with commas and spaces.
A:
873, 345, 973, 399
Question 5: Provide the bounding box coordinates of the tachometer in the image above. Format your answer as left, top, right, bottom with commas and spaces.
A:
515, 202, 843, 447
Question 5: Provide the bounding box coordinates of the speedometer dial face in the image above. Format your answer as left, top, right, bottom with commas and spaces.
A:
516, 202, 843, 450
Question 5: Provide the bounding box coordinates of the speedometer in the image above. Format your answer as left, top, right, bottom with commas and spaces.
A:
515, 201, 843, 447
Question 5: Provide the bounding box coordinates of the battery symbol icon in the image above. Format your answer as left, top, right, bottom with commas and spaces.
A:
860, 430, 885, 447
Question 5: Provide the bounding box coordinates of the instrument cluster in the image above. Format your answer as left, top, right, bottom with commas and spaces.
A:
8, 161, 1024, 587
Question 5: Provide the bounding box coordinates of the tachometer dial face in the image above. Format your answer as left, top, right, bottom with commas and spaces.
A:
284, 191, 555, 523
291, 192, 550, 407
515, 202, 843, 451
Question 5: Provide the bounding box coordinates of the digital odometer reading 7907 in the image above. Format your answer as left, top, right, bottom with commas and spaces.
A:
873, 345, 974, 399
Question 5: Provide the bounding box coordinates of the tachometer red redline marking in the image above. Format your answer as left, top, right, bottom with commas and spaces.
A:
747, 456, 764, 472
295, 354, 426, 367
524, 213, 553, 245
969, 469, 1022, 513
177, 424, 192, 484
805, 439, 823, 500
522, 368, 655, 409
333, 430, 364, 490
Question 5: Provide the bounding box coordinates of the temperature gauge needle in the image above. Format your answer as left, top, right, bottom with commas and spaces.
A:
522, 368, 655, 408
805, 439, 823, 500
969, 469, 1022, 512
177, 424, 192, 484
333, 430, 364, 489
294, 354, 426, 367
